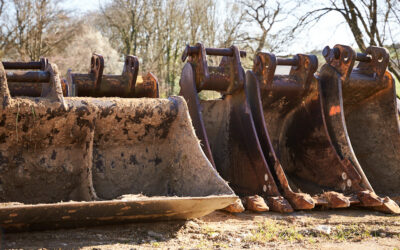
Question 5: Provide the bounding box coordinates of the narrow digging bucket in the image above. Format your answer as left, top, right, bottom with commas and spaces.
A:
318, 45, 400, 211
245, 52, 398, 213
179, 43, 293, 213
0, 61, 236, 232
67, 54, 158, 98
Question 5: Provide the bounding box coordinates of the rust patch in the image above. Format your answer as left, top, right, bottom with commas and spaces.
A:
98, 217, 114, 221
329, 105, 341, 116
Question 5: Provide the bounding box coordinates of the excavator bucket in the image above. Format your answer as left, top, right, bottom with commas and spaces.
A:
245, 50, 399, 213
3, 58, 68, 96
179, 43, 293, 213
67, 54, 158, 98
318, 45, 400, 209
0, 58, 237, 232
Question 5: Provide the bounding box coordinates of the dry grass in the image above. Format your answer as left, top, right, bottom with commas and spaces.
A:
243, 219, 400, 245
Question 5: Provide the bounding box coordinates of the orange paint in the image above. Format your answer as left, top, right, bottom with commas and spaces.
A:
329, 105, 341, 116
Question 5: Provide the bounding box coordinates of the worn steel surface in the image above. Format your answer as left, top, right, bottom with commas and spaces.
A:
3, 59, 68, 97
320, 45, 400, 210
67, 54, 158, 98
246, 51, 398, 213
179, 43, 293, 213
0, 62, 237, 231
3, 58, 48, 70
0, 196, 236, 232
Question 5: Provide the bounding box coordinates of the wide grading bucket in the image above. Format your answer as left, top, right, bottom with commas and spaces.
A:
179, 43, 293, 213
0, 59, 236, 232
3, 58, 68, 97
245, 50, 399, 213
319, 45, 400, 209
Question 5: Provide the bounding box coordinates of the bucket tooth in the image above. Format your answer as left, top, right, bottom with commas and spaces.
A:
266, 196, 294, 213
246, 51, 381, 211
223, 198, 245, 213
244, 195, 269, 212
319, 45, 400, 212
179, 43, 292, 213
374, 197, 400, 214
0, 57, 237, 232
284, 191, 315, 210
319, 192, 351, 208
273, 162, 315, 210
356, 190, 383, 207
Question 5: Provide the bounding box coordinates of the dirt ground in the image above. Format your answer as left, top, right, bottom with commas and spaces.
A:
2, 208, 400, 249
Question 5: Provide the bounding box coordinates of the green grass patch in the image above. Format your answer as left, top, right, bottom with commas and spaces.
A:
201, 225, 220, 238
194, 241, 209, 249
151, 242, 161, 247
331, 224, 371, 242
245, 221, 304, 243
243, 221, 392, 244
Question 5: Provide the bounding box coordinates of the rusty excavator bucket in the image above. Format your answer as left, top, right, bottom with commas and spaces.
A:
0, 57, 237, 232
67, 54, 158, 98
3, 58, 68, 96
318, 45, 400, 210
179, 43, 294, 213
245, 50, 399, 213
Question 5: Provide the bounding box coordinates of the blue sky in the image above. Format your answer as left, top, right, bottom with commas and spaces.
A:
62, 0, 107, 13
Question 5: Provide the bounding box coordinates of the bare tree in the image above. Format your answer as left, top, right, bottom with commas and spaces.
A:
97, 0, 220, 96
1, 0, 79, 61
99, 0, 152, 56
235, 0, 299, 56
240, 0, 281, 53
0, 0, 4, 16
151, 0, 187, 95
218, 1, 247, 48
295, 0, 400, 80
0, 0, 14, 57
186, 0, 217, 45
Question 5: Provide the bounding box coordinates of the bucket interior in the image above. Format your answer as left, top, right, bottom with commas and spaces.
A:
0, 96, 233, 205
258, 76, 362, 196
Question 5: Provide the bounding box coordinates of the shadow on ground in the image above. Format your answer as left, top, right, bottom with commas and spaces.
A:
2, 209, 399, 249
